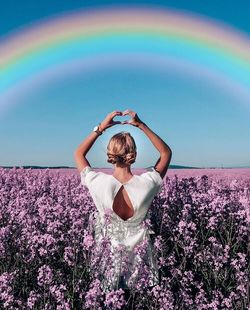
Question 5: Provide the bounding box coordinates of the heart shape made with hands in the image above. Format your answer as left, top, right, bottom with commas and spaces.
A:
113, 111, 132, 124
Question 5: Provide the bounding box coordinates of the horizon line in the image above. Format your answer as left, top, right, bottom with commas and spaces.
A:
0, 164, 250, 169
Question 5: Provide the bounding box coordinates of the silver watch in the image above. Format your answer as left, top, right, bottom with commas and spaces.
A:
93, 123, 103, 135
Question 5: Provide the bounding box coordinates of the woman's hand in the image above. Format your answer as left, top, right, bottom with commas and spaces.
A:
121, 109, 144, 128
99, 110, 123, 131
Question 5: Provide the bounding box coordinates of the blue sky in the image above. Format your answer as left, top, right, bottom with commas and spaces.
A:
0, 0, 250, 168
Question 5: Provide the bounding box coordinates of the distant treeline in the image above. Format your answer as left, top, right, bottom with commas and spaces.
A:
0, 165, 200, 169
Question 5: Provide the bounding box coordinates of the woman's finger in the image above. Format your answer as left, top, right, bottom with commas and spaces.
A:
123, 109, 134, 117
122, 109, 130, 115
111, 111, 122, 116
108, 111, 117, 119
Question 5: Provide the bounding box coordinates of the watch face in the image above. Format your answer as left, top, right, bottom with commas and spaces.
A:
93, 126, 99, 131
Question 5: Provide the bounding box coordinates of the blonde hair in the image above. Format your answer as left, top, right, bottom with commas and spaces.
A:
107, 131, 137, 165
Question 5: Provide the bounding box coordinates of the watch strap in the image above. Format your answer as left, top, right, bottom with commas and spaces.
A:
94, 123, 104, 135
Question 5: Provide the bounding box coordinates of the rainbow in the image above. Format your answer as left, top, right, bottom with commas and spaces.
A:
0, 6, 250, 107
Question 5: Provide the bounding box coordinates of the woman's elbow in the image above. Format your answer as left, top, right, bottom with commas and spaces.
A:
74, 149, 83, 158
161, 147, 172, 157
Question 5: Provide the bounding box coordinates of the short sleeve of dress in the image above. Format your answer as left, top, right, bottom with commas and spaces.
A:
141, 166, 164, 195
80, 165, 100, 189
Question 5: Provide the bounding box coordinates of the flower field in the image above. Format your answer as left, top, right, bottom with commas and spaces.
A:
0, 167, 249, 309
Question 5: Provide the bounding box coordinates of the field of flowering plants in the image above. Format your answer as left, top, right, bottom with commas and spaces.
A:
0, 167, 249, 309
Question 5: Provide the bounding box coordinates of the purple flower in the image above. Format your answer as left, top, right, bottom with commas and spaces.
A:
85, 279, 104, 308
37, 265, 53, 286
104, 288, 126, 309
27, 290, 41, 309
63, 246, 75, 266
82, 232, 95, 250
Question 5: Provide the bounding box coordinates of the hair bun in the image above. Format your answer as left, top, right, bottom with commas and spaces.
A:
107, 152, 136, 165
124, 152, 136, 164
106, 132, 137, 165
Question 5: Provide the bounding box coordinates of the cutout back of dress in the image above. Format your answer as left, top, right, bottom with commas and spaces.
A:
112, 185, 135, 221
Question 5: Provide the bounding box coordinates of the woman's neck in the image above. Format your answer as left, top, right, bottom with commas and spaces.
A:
113, 165, 133, 178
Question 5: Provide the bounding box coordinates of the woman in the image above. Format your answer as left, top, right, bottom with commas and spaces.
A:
74, 109, 172, 292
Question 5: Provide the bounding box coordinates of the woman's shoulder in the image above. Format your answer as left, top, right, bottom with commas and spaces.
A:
137, 166, 164, 196
80, 166, 164, 191
80, 166, 108, 187
139, 166, 163, 186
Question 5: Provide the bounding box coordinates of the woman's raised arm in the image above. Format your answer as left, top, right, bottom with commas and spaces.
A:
74, 110, 123, 173
122, 109, 172, 179
139, 122, 172, 179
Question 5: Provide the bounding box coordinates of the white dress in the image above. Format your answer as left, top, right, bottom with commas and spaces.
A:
80, 165, 163, 292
